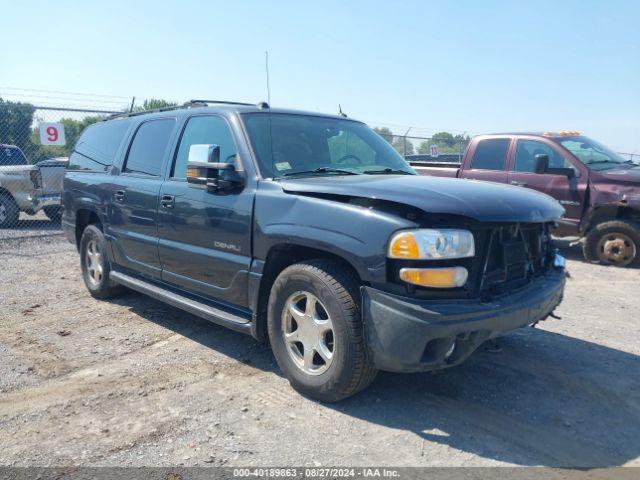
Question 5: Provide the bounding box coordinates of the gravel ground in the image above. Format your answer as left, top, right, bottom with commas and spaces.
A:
0, 232, 639, 468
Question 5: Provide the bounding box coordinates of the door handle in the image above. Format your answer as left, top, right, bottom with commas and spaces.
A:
160, 194, 175, 208
510, 180, 527, 187
114, 190, 125, 202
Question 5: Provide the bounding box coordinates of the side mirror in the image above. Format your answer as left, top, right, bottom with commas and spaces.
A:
187, 144, 243, 191
534, 153, 577, 179
534, 154, 549, 174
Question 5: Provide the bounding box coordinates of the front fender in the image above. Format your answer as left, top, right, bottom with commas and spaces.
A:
253, 182, 415, 284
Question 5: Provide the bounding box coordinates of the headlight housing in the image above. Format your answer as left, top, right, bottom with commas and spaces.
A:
388, 229, 475, 260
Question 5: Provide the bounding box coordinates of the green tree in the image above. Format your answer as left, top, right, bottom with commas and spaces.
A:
133, 98, 178, 112
418, 131, 471, 155
373, 126, 414, 156
0, 98, 35, 152
373, 127, 393, 143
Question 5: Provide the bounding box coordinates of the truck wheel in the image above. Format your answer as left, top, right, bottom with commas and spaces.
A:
267, 259, 377, 402
43, 206, 62, 223
80, 224, 125, 299
0, 193, 19, 228
583, 219, 640, 267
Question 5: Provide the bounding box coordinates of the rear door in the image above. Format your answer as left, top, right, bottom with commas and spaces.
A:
459, 137, 512, 184
156, 114, 254, 307
508, 138, 588, 226
108, 117, 177, 279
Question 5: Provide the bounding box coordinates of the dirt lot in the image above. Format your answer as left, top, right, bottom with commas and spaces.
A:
1, 230, 639, 468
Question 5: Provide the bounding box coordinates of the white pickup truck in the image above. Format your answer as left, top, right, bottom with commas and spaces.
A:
0, 144, 66, 227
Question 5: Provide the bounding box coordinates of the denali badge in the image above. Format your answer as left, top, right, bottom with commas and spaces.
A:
559, 200, 580, 206
214, 241, 241, 252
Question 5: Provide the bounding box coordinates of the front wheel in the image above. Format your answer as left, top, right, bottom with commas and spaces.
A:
267, 260, 377, 402
583, 219, 640, 267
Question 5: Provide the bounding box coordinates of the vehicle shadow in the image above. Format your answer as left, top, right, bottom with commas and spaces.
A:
111, 291, 640, 467
554, 238, 585, 262
332, 327, 640, 467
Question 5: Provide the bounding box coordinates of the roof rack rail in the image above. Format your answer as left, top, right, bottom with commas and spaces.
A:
187, 99, 256, 106
103, 99, 269, 122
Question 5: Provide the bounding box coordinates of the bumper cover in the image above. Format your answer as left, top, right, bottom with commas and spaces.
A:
362, 269, 565, 373
27, 193, 60, 214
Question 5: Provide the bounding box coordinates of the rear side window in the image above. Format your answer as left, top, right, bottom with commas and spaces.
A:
0, 146, 28, 166
70, 118, 132, 171
124, 118, 176, 177
471, 138, 510, 170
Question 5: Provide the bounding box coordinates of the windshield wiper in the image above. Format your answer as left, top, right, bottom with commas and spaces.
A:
361, 168, 414, 175
281, 167, 361, 177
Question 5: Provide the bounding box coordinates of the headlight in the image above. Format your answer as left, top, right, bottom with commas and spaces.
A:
388, 229, 475, 260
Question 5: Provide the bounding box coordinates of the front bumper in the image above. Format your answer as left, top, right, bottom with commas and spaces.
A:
362, 268, 565, 373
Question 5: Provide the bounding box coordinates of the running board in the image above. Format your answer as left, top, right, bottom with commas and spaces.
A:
110, 271, 252, 334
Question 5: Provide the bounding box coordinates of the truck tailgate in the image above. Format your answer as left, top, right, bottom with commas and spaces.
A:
410, 162, 461, 178
39, 165, 65, 195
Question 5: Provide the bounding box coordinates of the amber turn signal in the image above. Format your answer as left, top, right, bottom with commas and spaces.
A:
399, 267, 468, 288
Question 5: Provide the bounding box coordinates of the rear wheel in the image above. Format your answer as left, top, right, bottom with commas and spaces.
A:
583, 219, 640, 267
0, 194, 19, 228
80, 224, 125, 298
43, 206, 62, 223
267, 259, 377, 402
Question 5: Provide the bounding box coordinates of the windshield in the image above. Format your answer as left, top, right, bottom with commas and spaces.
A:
242, 113, 415, 178
0, 146, 28, 166
554, 136, 632, 171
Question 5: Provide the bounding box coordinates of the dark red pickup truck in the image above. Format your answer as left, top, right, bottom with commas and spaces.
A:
412, 132, 640, 266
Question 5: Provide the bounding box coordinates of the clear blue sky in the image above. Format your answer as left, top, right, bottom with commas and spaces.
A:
3, 0, 639, 152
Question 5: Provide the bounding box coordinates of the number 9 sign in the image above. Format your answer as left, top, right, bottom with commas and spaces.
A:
38, 122, 66, 146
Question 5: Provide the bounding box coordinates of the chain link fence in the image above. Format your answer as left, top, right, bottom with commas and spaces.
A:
372, 129, 469, 163
0, 100, 120, 240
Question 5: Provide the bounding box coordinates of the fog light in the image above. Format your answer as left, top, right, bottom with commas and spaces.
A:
399, 267, 468, 288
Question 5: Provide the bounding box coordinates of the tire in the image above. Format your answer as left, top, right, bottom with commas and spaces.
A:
0, 193, 19, 229
267, 259, 377, 402
79, 224, 125, 299
43, 206, 62, 223
583, 219, 640, 267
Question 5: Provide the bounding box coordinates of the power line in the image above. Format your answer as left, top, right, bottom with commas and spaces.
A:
0, 92, 130, 105
0, 86, 130, 100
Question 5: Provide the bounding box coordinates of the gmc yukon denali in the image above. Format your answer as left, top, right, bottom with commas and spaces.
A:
412, 132, 640, 267
63, 101, 566, 401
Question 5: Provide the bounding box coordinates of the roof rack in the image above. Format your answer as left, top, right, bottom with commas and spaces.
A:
103, 99, 269, 121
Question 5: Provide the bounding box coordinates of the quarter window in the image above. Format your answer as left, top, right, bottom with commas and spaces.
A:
470, 139, 510, 171
172, 116, 237, 179
124, 118, 175, 176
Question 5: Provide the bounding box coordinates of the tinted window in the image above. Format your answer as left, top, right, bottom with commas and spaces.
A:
514, 139, 571, 172
471, 139, 510, 170
173, 116, 237, 179
0, 146, 28, 166
124, 118, 175, 176
70, 118, 132, 171
242, 113, 413, 178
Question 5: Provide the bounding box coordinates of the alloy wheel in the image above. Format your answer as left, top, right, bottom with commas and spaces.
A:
85, 239, 104, 286
281, 291, 335, 375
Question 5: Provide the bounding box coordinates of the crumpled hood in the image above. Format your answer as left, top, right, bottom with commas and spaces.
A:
280, 175, 565, 223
